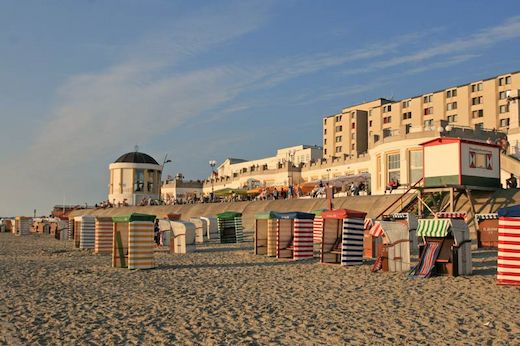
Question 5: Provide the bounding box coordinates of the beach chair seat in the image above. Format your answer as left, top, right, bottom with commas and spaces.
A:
281, 237, 294, 250
329, 237, 342, 254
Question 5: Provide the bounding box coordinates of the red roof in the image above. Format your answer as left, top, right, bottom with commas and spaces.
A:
420, 137, 500, 148
321, 209, 367, 220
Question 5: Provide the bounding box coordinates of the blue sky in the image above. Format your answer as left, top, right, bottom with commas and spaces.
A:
1, 0, 520, 215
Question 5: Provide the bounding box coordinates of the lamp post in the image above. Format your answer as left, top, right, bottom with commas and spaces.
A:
161, 155, 172, 202
209, 160, 217, 202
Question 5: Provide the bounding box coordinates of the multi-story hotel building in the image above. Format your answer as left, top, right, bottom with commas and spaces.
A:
201, 71, 519, 196
323, 71, 520, 159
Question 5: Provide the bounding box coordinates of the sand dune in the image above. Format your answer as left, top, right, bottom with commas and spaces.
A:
0, 233, 518, 345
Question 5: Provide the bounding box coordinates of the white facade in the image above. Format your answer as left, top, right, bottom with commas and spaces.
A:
108, 161, 162, 205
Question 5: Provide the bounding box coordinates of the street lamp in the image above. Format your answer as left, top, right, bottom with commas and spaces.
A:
209, 160, 217, 202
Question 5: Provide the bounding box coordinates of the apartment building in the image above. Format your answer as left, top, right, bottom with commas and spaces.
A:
323, 71, 520, 159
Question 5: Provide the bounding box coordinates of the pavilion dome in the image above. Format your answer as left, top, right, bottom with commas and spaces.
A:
114, 151, 159, 165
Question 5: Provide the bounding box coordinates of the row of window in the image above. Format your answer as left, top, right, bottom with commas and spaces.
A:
332, 107, 509, 133
499, 76, 512, 86
326, 88, 512, 127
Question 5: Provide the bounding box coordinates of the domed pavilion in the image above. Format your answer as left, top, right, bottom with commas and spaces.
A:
108, 150, 163, 206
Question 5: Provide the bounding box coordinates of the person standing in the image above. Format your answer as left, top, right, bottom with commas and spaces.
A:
506, 173, 518, 189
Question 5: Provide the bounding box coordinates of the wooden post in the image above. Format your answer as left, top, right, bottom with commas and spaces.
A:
326, 186, 333, 210
449, 187, 454, 212
418, 190, 423, 217
464, 188, 479, 250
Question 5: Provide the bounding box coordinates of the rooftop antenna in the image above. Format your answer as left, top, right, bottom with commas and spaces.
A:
134, 145, 139, 152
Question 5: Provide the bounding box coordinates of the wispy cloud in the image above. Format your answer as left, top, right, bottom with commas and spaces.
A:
344, 16, 520, 75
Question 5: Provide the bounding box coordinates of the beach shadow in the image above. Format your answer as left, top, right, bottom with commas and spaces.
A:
194, 246, 253, 253
156, 259, 317, 271
471, 249, 497, 277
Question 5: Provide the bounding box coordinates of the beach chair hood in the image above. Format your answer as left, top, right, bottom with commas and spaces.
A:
321, 209, 367, 220
497, 205, 520, 217
271, 211, 314, 220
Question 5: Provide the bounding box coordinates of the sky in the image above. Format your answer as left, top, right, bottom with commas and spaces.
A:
1, 0, 520, 216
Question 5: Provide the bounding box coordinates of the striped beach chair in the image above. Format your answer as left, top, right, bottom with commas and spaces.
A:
216, 212, 243, 244
320, 209, 367, 266
112, 213, 156, 270
272, 212, 314, 260
95, 217, 113, 254
68, 219, 74, 240
312, 209, 327, 258
74, 216, 95, 249
496, 206, 520, 286
410, 218, 472, 278
254, 211, 277, 256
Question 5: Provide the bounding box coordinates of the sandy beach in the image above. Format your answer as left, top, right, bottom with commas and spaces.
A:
0, 233, 518, 345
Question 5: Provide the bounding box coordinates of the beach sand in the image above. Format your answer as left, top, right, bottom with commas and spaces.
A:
0, 233, 518, 345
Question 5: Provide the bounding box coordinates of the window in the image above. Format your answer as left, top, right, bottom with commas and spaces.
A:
471, 83, 483, 92
472, 109, 484, 118
369, 109, 372, 116
335, 115, 342, 122
446, 89, 457, 98
500, 118, 510, 127
324, 139, 327, 145
335, 125, 343, 132
324, 129, 327, 135
351, 122, 356, 129
351, 144, 355, 150
506, 76, 511, 84
409, 150, 423, 185
499, 90, 510, 99
500, 105, 509, 113
402, 100, 410, 108
383, 128, 392, 138
424, 107, 433, 115
402, 111, 412, 120
324, 149, 327, 155
475, 122, 483, 129
387, 153, 401, 183
472, 96, 482, 105
499, 78, 504, 86
134, 169, 144, 192
369, 120, 372, 127
351, 133, 356, 139
383, 116, 392, 124
447, 114, 458, 123
351, 111, 356, 119
324, 118, 327, 124
447, 102, 457, 110
335, 146, 342, 153
335, 136, 342, 142
405, 124, 412, 134
423, 95, 432, 103
424, 119, 434, 127
383, 105, 392, 112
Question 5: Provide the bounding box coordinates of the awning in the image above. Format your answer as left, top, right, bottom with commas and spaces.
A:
475, 213, 498, 220
436, 212, 466, 220
416, 219, 451, 237
369, 222, 383, 237
390, 213, 409, 219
